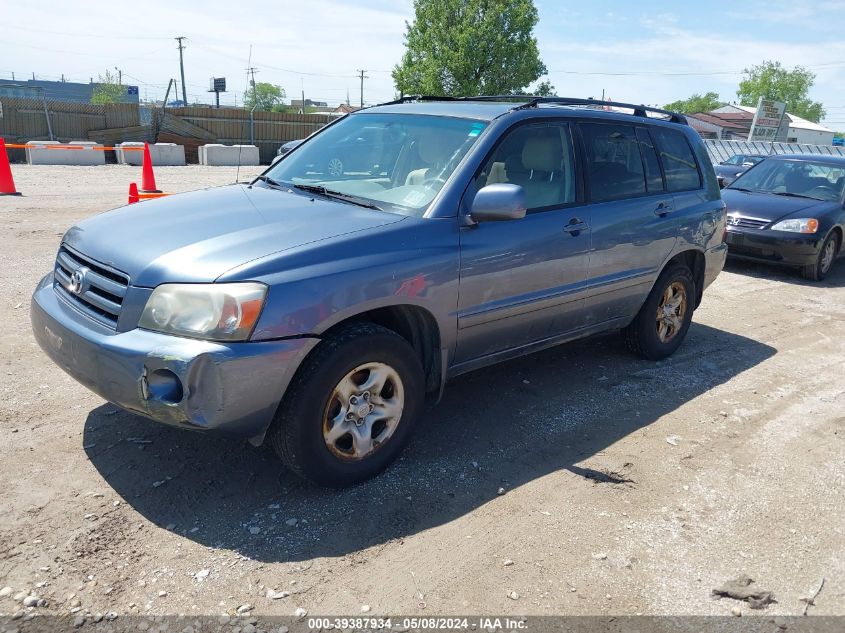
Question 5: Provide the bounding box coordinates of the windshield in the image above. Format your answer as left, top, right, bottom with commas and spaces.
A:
729, 159, 845, 201
265, 113, 488, 216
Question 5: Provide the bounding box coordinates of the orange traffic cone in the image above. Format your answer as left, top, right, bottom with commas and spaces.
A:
128, 182, 140, 204
0, 138, 21, 196
140, 143, 161, 193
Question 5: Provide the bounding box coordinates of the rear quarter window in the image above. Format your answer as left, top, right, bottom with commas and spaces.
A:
651, 127, 702, 192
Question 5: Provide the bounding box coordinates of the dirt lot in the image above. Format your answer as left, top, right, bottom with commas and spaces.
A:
1, 165, 843, 623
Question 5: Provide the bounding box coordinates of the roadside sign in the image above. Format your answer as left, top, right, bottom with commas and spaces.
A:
748, 97, 788, 142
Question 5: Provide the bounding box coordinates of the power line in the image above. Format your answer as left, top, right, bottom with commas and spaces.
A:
6, 24, 172, 41
547, 60, 845, 77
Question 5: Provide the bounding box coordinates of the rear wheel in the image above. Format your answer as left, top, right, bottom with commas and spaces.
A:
624, 264, 695, 360
801, 231, 839, 281
269, 323, 424, 487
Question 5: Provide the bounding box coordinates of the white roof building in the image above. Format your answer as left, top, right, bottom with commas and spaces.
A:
712, 105, 834, 145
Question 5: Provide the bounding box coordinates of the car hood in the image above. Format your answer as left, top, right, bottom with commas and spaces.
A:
714, 165, 745, 178
62, 184, 405, 287
721, 188, 832, 224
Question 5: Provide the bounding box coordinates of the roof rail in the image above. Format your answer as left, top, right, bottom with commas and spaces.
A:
376, 95, 687, 125
515, 97, 688, 125
377, 95, 460, 106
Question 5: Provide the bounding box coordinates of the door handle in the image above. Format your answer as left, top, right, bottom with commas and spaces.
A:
563, 218, 588, 235
654, 201, 673, 216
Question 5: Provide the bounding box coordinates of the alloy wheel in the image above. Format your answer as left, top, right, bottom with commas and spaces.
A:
655, 281, 688, 343
322, 362, 404, 461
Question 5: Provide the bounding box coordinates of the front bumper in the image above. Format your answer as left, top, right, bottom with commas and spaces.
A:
31, 273, 319, 440
725, 228, 822, 266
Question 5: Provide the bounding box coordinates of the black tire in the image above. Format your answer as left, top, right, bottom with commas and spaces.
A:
623, 264, 695, 361
801, 231, 840, 281
269, 323, 424, 487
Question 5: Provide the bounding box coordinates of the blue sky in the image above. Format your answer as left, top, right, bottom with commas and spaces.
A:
5, 0, 845, 128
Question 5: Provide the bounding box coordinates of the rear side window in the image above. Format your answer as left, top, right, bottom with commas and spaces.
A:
651, 128, 702, 192
580, 123, 646, 202
635, 128, 664, 192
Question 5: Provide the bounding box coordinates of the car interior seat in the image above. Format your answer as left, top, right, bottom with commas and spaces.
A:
405, 137, 444, 186
507, 136, 563, 209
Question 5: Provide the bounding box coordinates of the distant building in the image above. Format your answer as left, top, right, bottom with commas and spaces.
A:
289, 98, 330, 113
0, 78, 139, 104
687, 105, 834, 145
333, 104, 361, 114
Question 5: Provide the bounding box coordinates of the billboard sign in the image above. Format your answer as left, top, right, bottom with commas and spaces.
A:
748, 97, 788, 141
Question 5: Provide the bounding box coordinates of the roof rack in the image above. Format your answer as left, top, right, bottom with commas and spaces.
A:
515, 97, 688, 125
377, 95, 687, 125
377, 95, 460, 105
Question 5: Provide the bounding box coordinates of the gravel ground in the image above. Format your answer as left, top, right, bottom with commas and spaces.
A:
1, 165, 843, 622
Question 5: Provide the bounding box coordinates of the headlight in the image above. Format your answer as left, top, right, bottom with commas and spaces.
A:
770, 218, 819, 234
139, 283, 267, 341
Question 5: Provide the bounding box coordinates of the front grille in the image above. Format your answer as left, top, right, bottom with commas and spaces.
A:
53, 245, 129, 328
727, 215, 769, 230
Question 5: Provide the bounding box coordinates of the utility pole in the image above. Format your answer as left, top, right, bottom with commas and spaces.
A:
115, 67, 122, 85
246, 66, 258, 108
175, 36, 188, 105
357, 69, 368, 108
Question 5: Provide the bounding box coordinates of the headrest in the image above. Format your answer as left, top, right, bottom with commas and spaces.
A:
416, 137, 441, 164
522, 137, 561, 172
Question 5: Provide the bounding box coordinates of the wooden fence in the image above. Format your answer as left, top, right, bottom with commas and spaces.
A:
0, 98, 140, 142
0, 98, 333, 163
163, 106, 331, 163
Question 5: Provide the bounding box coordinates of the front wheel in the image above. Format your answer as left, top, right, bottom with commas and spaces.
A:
623, 264, 695, 360
269, 323, 424, 487
801, 231, 839, 281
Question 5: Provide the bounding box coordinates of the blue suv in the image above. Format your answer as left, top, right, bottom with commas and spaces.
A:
31, 96, 727, 486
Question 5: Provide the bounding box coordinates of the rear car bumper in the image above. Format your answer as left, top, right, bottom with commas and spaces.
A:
31, 273, 319, 440
703, 241, 728, 290
725, 228, 821, 266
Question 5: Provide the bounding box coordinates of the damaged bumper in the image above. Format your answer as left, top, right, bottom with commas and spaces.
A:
31, 273, 319, 440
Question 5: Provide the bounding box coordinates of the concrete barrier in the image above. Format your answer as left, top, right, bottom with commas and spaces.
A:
117, 142, 186, 166
26, 141, 105, 166
199, 144, 260, 166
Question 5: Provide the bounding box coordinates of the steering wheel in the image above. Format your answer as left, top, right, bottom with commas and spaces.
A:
422, 176, 447, 189
807, 185, 836, 197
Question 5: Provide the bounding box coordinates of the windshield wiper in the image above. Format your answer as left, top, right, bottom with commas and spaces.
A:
729, 187, 753, 192
773, 191, 822, 200
292, 183, 384, 211
254, 175, 284, 189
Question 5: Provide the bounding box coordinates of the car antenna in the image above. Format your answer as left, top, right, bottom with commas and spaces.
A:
235, 45, 253, 185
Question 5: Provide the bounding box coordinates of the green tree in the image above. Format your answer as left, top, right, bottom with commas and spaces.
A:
90, 70, 125, 105
244, 82, 286, 111
393, 0, 547, 96
533, 79, 556, 97
737, 61, 825, 123
664, 91, 724, 114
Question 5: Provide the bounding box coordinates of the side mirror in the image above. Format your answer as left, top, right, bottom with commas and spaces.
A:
470, 184, 527, 222
717, 176, 726, 189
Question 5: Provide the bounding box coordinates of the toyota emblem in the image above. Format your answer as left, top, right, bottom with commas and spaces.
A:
67, 267, 88, 295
